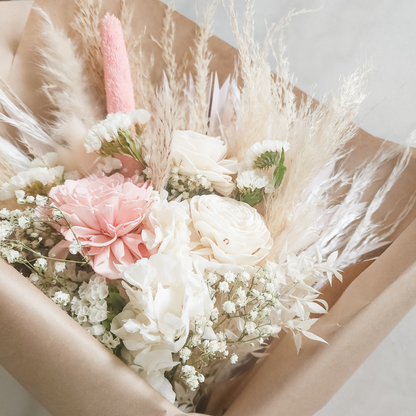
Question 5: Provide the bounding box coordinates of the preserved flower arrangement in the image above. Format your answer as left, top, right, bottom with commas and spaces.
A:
0, 0, 414, 414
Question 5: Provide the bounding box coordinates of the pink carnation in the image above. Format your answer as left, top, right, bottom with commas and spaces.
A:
49, 173, 156, 280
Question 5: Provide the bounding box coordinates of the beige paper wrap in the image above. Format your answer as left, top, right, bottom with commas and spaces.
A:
0, 260, 184, 416
1, 1, 416, 415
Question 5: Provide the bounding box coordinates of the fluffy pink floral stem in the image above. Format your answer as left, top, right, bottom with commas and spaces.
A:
101, 14, 139, 176
101, 13, 135, 113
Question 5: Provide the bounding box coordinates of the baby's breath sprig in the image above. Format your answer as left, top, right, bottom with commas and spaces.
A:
167, 167, 214, 201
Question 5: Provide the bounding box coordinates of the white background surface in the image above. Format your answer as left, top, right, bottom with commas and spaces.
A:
2, 0, 416, 415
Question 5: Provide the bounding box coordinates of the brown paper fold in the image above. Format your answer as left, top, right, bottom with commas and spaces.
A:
2, 1, 416, 416
0, 259, 184, 416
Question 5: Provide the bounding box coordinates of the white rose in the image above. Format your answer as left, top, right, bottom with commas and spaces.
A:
170, 130, 237, 196
142, 190, 191, 258
189, 195, 273, 266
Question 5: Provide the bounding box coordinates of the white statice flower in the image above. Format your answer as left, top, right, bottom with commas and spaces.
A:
111, 254, 213, 403
0, 166, 64, 201
236, 170, 270, 192
179, 347, 192, 362
142, 190, 191, 259
170, 130, 238, 196
180, 365, 204, 391
0, 221, 14, 241
190, 195, 273, 266
230, 353, 238, 364
15, 190, 25, 199
85, 110, 150, 153
71, 275, 109, 337
69, 241, 82, 255
34, 258, 48, 271
52, 291, 71, 307
218, 281, 230, 293
130, 109, 151, 125
223, 301, 236, 314
245, 321, 257, 335
17, 216, 31, 229
95, 156, 123, 174
54, 261, 66, 273
6, 249, 21, 263
210, 307, 219, 321
35, 195, 48, 206
224, 271, 236, 283
244, 139, 290, 168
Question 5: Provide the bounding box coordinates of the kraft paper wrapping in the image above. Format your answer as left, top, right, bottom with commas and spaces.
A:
0, 260, 184, 416
1, 1, 416, 415
0, 1, 33, 81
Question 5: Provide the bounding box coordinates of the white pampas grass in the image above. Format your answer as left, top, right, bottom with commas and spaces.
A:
0, 136, 31, 183
36, 8, 104, 143
335, 140, 416, 268
0, 79, 55, 156
71, 0, 106, 109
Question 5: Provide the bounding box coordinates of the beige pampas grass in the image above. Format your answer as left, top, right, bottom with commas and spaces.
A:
36, 8, 104, 142
188, 1, 217, 133
71, 0, 106, 110
120, 0, 152, 108
0, 79, 55, 157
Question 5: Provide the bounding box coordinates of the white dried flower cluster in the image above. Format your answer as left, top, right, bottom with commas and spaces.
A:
0, 152, 79, 201
178, 249, 341, 391
167, 166, 212, 201
0, 205, 63, 265
52, 290, 71, 306
244, 140, 290, 168
71, 275, 120, 351
180, 365, 205, 391
236, 170, 272, 193
84, 109, 150, 153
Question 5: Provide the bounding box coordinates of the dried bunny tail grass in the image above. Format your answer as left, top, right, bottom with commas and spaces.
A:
36, 8, 103, 144
335, 139, 416, 269
120, 0, 151, 108
188, 1, 217, 133
265, 65, 370, 259
71, 0, 106, 110
0, 79, 55, 157
0, 136, 31, 183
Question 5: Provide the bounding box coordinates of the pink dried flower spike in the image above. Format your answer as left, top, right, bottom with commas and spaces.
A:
101, 13, 139, 176
101, 13, 135, 113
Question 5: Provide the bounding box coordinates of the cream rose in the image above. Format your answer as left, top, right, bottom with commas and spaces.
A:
170, 130, 237, 196
189, 195, 273, 265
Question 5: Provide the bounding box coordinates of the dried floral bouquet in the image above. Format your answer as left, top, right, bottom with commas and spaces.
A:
0, 0, 413, 412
